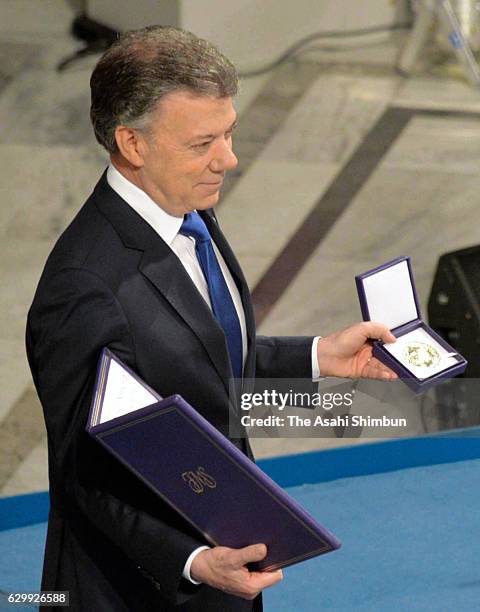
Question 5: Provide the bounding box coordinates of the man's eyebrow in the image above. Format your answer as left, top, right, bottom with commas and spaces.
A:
190, 117, 238, 142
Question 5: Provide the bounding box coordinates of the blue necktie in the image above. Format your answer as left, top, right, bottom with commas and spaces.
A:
179, 212, 243, 379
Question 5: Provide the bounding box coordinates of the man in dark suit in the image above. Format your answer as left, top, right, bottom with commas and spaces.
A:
26, 26, 396, 611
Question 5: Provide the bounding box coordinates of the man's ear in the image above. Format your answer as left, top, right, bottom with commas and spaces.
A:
114, 125, 146, 168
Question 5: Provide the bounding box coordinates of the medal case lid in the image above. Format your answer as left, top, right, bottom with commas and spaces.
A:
355, 256, 421, 332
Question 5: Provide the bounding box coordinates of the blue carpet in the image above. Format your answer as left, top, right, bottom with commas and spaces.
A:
0, 522, 46, 612
1, 460, 480, 610
264, 458, 480, 611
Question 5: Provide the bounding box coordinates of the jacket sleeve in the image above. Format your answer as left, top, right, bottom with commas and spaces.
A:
255, 335, 315, 379
26, 267, 204, 606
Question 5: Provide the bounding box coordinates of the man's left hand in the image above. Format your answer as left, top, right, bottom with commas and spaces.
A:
317, 321, 397, 379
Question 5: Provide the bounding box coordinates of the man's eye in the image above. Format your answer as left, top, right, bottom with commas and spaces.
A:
192, 141, 211, 150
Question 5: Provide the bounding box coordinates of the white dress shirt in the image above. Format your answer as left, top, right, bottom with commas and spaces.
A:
106, 163, 321, 583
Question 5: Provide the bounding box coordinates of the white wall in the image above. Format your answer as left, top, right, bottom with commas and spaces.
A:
89, 0, 409, 67
182, 0, 407, 67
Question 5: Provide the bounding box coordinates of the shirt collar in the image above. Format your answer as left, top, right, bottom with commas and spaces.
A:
106, 164, 183, 246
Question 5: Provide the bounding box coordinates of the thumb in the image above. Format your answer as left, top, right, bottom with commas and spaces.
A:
231, 543, 267, 567
365, 321, 396, 344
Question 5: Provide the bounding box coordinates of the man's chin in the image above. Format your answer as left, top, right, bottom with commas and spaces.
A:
195, 192, 221, 210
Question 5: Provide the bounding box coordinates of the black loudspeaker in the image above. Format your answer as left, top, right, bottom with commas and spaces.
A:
426, 246, 480, 434
428, 245, 480, 377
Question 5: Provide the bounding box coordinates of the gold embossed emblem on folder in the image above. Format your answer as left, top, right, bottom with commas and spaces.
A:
182, 467, 217, 495
404, 342, 440, 368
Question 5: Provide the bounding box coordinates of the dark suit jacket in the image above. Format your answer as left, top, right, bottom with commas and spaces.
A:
26, 172, 314, 611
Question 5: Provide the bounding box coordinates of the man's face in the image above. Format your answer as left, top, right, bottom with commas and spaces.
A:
137, 92, 238, 216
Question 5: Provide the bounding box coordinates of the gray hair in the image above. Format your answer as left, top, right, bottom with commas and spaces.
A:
90, 26, 238, 153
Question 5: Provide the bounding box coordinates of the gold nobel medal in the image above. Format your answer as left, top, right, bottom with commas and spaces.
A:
404, 341, 440, 368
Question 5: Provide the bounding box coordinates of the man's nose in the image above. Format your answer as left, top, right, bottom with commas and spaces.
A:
209, 140, 238, 173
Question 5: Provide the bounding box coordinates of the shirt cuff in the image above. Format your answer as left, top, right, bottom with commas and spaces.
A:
311, 336, 322, 380
183, 546, 211, 585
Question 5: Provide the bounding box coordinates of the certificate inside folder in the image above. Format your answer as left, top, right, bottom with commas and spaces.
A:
87, 348, 341, 571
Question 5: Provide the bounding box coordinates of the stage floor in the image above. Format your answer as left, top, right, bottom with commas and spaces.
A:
1, 436, 479, 611
265, 457, 480, 611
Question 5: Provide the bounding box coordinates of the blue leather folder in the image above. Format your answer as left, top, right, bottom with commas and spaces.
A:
86, 348, 341, 571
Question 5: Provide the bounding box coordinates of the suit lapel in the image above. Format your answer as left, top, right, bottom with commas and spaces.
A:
139, 245, 233, 389
94, 173, 233, 390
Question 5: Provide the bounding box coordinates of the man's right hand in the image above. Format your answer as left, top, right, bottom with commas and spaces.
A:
190, 543, 283, 600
